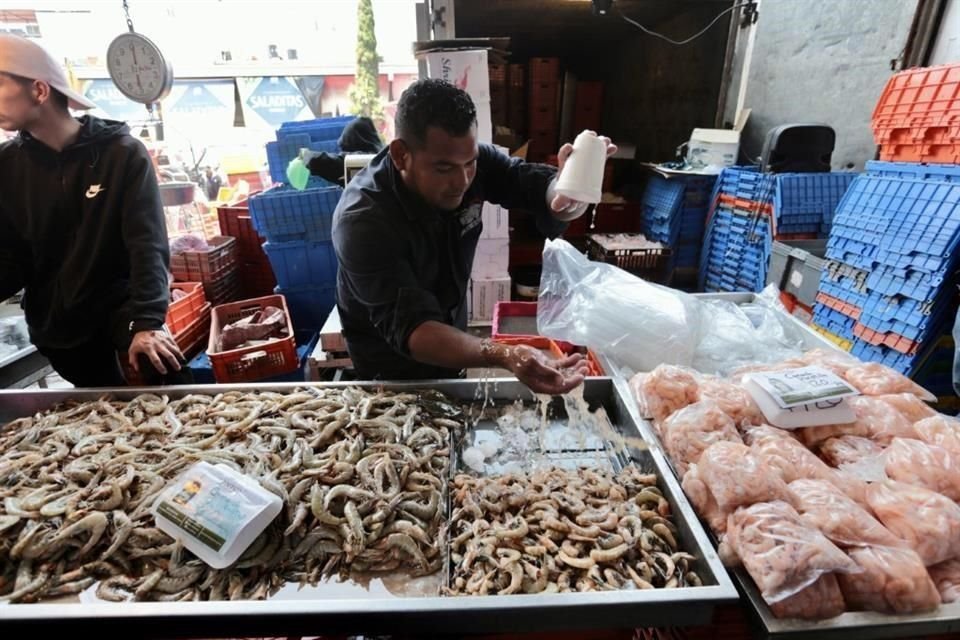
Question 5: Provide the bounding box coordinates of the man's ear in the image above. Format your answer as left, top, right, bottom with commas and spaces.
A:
389, 139, 411, 174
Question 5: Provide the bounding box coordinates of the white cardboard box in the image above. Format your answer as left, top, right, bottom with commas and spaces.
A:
480, 202, 509, 239
470, 276, 511, 323
424, 49, 490, 103
686, 128, 740, 168
471, 237, 509, 279
476, 99, 492, 144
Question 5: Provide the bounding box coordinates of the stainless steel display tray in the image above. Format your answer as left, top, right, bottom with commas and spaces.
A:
0, 378, 738, 638
598, 292, 960, 639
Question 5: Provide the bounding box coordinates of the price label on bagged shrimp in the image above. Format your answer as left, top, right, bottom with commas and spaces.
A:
750, 366, 859, 409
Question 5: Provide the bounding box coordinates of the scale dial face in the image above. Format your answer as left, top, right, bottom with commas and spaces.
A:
106, 32, 173, 104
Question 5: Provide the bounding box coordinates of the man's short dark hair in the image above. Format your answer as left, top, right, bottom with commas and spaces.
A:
395, 78, 477, 148
2, 72, 68, 112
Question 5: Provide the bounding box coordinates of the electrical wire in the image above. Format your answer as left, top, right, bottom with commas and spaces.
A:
617, 2, 753, 46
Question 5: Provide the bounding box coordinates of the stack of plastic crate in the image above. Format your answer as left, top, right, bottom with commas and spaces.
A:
265, 116, 355, 185
774, 173, 856, 236
640, 173, 717, 273
698, 167, 775, 293
814, 161, 960, 384
248, 179, 344, 333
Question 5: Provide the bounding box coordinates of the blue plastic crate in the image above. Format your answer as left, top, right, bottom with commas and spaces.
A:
866, 161, 960, 183
275, 284, 337, 333
850, 339, 918, 375
818, 280, 869, 309
858, 290, 953, 335
642, 176, 685, 223
249, 184, 343, 243
865, 262, 954, 303
263, 241, 338, 289
277, 116, 354, 144
812, 303, 857, 339
718, 167, 775, 202
774, 173, 857, 229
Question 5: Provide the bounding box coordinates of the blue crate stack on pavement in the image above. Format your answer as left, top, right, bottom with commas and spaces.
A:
641, 173, 717, 272
252, 117, 353, 332
813, 161, 960, 387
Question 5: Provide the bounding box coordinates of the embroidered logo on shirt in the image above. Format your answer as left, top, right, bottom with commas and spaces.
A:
459, 203, 482, 236
85, 184, 105, 199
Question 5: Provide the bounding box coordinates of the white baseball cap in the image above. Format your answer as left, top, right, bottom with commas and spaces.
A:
0, 34, 96, 110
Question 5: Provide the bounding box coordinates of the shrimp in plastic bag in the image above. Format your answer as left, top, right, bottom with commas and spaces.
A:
817, 435, 886, 468
787, 348, 861, 377
838, 545, 941, 614
884, 438, 960, 501
769, 573, 846, 620
639, 364, 700, 425
661, 399, 742, 477
682, 441, 795, 535
748, 426, 843, 485
789, 479, 901, 548
875, 393, 937, 424
913, 415, 960, 455
681, 464, 727, 534
720, 500, 859, 603
928, 559, 960, 604
866, 480, 960, 566
800, 396, 916, 448
697, 378, 764, 427
844, 362, 936, 402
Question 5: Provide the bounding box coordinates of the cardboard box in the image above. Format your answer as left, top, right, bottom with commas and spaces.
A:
472, 237, 509, 279
480, 202, 509, 239
424, 49, 490, 103
476, 99, 492, 144
470, 276, 512, 323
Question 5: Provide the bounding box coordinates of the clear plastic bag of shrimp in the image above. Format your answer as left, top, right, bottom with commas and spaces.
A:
538, 238, 702, 372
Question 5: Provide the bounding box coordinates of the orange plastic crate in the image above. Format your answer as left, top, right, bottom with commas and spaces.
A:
207, 294, 297, 383
815, 292, 861, 320
175, 303, 211, 358
170, 235, 238, 283
166, 282, 207, 334
853, 322, 921, 356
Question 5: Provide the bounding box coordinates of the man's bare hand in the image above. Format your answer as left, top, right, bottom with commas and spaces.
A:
483, 340, 590, 395
129, 329, 183, 375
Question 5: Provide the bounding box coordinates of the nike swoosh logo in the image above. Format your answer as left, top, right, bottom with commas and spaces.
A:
85, 185, 105, 199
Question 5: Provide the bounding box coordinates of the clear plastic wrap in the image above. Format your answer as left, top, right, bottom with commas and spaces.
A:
884, 437, 960, 501
682, 441, 795, 535
838, 545, 941, 614
660, 399, 742, 477
537, 238, 702, 372
799, 396, 916, 448
929, 559, 960, 604
866, 480, 960, 566
691, 293, 806, 376
636, 364, 700, 425
769, 573, 846, 620
843, 362, 936, 402
720, 500, 859, 603
913, 415, 960, 454
628, 372, 650, 420
698, 378, 764, 427
817, 435, 886, 468
875, 393, 938, 424
788, 478, 901, 548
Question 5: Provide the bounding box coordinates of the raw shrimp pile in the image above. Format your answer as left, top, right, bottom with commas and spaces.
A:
445, 467, 701, 595
0, 387, 460, 603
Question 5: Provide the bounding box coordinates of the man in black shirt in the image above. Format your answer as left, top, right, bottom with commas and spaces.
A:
332, 79, 614, 394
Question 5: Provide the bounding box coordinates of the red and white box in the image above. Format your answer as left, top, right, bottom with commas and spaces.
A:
469, 276, 512, 323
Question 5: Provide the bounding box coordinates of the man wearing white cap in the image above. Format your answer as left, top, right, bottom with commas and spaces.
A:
0, 34, 187, 387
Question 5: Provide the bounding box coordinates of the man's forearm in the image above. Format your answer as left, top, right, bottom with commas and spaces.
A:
407, 321, 509, 370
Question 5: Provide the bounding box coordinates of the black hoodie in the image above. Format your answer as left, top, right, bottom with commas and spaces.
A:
0, 115, 169, 349
306, 116, 384, 185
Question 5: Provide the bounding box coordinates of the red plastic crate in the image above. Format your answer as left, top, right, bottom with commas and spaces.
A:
240, 260, 277, 299
815, 292, 862, 320
529, 57, 561, 84
217, 197, 268, 262
170, 236, 238, 282
203, 265, 241, 306
208, 294, 298, 383
872, 63, 960, 130
176, 303, 212, 358
167, 282, 207, 334
853, 322, 921, 356
489, 63, 507, 87
509, 63, 526, 89
573, 81, 604, 134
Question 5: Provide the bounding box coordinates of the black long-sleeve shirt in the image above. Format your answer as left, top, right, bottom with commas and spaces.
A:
332, 143, 564, 380
0, 116, 169, 349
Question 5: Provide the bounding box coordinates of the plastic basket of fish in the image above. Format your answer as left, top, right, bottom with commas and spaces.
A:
207, 294, 298, 383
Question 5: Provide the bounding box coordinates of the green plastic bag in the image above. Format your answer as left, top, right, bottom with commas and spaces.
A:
286, 156, 310, 191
